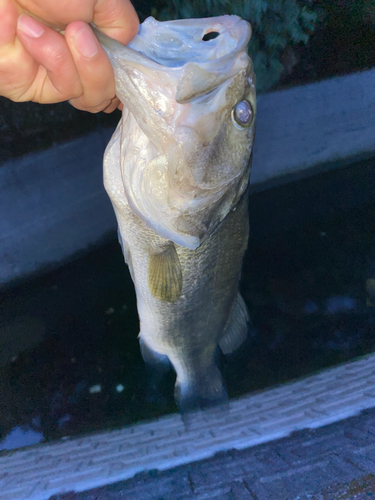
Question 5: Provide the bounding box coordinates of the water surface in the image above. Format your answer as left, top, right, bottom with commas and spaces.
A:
1, 158, 374, 449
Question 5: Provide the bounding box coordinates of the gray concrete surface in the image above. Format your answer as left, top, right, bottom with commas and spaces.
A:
1, 353, 375, 500
251, 67, 375, 188
1, 69, 375, 286
52, 408, 375, 500
0, 129, 115, 286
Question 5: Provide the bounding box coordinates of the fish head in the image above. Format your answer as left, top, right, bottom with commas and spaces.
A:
96, 16, 256, 249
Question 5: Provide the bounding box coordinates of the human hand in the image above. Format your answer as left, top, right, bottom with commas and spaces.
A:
0, 0, 139, 112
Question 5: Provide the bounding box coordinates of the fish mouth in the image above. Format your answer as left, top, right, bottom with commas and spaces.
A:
127, 16, 251, 70
93, 15, 253, 129
93, 16, 251, 77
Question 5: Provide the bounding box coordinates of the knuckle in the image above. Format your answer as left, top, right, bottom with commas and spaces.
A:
69, 97, 111, 114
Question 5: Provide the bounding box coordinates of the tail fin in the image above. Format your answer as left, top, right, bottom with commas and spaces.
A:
174, 366, 228, 415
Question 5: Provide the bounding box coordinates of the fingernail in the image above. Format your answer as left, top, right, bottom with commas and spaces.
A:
17, 15, 45, 38
75, 25, 98, 58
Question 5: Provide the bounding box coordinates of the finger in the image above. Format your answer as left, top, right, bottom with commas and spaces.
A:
93, 0, 139, 44
0, 0, 20, 46
16, 14, 82, 102
18, 0, 139, 42
66, 21, 116, 112
16, 0, 94, 30
0, 5, 42, 101
102, 96, 121, 113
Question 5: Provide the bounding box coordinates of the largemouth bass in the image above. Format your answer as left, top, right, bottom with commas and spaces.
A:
94, 16, 256, 412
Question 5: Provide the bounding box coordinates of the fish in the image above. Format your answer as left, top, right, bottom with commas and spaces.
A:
93, 15, 256, 412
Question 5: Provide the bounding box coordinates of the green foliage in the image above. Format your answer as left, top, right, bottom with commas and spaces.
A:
337, 0, 375, 26
152, 0, 319, 92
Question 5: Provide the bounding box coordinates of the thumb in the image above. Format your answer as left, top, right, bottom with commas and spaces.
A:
93, 0, 139, 44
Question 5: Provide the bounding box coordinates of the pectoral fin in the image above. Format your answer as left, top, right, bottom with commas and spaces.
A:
219, 293, 249, 355
148, 244, 183, 302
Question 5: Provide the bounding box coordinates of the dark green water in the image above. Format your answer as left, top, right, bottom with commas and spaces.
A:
0, 159, 374, 447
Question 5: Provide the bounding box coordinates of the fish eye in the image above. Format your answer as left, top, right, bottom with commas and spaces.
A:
232, 100, 253, 129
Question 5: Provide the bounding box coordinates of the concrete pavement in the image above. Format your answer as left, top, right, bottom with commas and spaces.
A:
1, 353, 375, 500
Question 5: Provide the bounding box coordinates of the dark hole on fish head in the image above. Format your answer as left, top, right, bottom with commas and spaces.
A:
202, 31, 220, 41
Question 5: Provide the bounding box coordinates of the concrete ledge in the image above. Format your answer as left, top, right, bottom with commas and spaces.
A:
251, 68, 375, 186
1, 69, 375, 286
0, 129, 115, 286
1, 353, 375, 500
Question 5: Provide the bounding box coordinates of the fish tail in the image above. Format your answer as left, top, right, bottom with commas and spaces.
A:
175, 366, 228, 414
